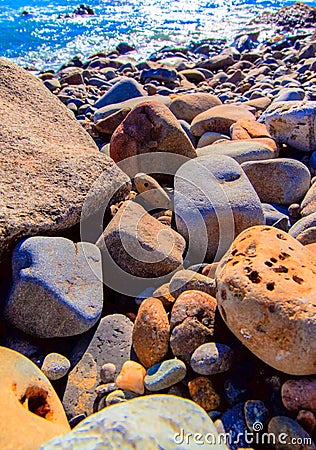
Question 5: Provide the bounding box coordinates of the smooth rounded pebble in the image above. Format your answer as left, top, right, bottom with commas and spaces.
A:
268, 416, 316, 450
41, 353, 71, 381
144, 359, 187, 391
100, 363, 117, 384
115, 360, 146, 395
190, 343, 234, 375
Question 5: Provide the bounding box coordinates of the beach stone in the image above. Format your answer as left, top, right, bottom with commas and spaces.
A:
94, 77, 146, 108
197, 140, 276, 163
297, 411, 316, 436
41, 353, 71, 381
141, 67, 178, 83
144, 359, 187, 391
44, 78, 61, 92
97, 200, 185, 279
100, 363, 117, 384
296, 227, 316, 245
197, 132, 230, 148
244, 400, 269, 431
188, 376, 221, 412
202, 53, 235, 71
241, 158, 311, 204
62, 314, 133, 418
169, 269, 216, 298
179, 69, 206, 84
170, 290, 217, 363
169, 93, 222, 122
282, 379, 316, 412
268, 416, 316, 450
105, 390, 126, 407
261, 101, 316, 152
190, 104, 256, 137
4, 237, 103, 338
41, 395, 229, 450
300, 183, 316, 217
174, 155, 264, 261
215, 403, 249, 450
190, 343, 234, 375
0, 347, 70, 450
274, 88, 305, 102
115, 361, 146, 395
94, 107, 131, 135
132, 297, 170, 368
216, 225, 316, 375
153, 283, 176, 308
289, 212, 316, 238
134, 172, 172, 209
230, 119, 271, 140
263, 203, 290, 231
110, 99, 196, 163
0, 58, 130, 263
95, 383, 117, 397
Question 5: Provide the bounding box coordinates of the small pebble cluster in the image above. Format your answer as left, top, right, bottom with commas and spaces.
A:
1, 2, 316, 450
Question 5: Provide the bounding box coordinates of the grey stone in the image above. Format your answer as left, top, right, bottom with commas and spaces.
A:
262, 203, 290, 231
144, 359, 187, 391
41, 353, 71, 381
174, 155, 264, 261
94, 77, 147, 109
41, 395, 229, 450
62, 314, 133, 418
197, 140, 276, 163
4, 237, 103, 338
241, 158, 311, 204
268, 416, 316, 450
190, 343, 234, 375
289, 212, 316, 238
274, 88, 305, 102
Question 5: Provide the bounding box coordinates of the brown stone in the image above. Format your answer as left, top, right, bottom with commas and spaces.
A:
230, 119, 271, 140
97, 200, 185, 278
282, 379, 316, 412
190, 104, 256, 137
59, 67, 84, 86
153, 283, 176, 308
216, 225, 316, 375
170, 290, 217, 362
0, 58, 130, 263
169, 93, 222, 122
115, 360, 146, 395
297, 227, 316, 245
132, 297, 170, 368
169, 269, 217, 299
297, 410, 316, 436
179, 69, 206, 84
94, 107, 131, 135
0, 347, 70, 450
110, 99, 196, 163
300, 183, 316, 217
188, 376, 221, 411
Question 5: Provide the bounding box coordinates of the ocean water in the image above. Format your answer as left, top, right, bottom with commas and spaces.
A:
0, 0, 315, 71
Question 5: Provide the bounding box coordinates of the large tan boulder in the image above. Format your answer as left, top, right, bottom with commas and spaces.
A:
216, 225, 316, 375
169, 93, 222, 122
110, 99, 196, 163
0, 58, 130, 262
0, 346, 70, 450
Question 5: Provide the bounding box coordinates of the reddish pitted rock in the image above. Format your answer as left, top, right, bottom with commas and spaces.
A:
110, 99, 196, 163
169, 93, 222, 123
0, 58, 130, 263
230, 119, 271, 140
170, 290, 217, 363
282, 379, 316, 412
188, 376, 221, 411
190, 104, 256, 137
133, 298, 170, 368
216, 225, 316, 375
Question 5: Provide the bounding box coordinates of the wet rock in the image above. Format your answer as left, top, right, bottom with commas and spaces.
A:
216, 225, 316, 375
170, 290, 217, 363
188, 376, 221, 411
41, 353, 71, 381
282, 379, 316, 412
174, 155, 264, 261
0, 347, 70, 449
132, 297, 169, 368
169, 93, 222, 122
144, 359, 187, 391
62, 314, 133, 418
94, 77, 147, 109
42, 395, 229, 449
241, 158, 311, 204
110, 99, 196, 163
190, 343, 234, 375
4, 237, 103, 338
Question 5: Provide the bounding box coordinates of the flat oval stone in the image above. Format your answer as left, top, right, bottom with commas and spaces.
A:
282, 379, 316, 412
144, 359, 187, 391
41, 353, 71, 381
190, 343, 234, 375
268, 416, 316, 450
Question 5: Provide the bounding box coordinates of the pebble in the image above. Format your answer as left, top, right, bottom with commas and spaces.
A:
132, 297, 170, 368
268, 416, 316, 450
134, 172, 172, 209
115, 360, 146, 395
282, 379, 316, 412
169, 269, 216, 298
41, 353, 71, 381
190, 343, 234, 375
300, 181, 316, 217
244, 400, 269, 431
100, 363, 117, 384
215, 403, 249, 450
296, 227, 316, 245
289, 212, 316, 238
197, 131, 230, 148
94, 77, 147, 108
170, 290, 217, 362
169, 92, 222, 122
152, 282, 176, 308
262, 203, 290, 231
188, 376, 221, 412
144, 359, 187, 391
216, 225, 316, 375
297, 410, 316, 436
95, 383, 117, 397
4, 237, 103, 338
105, 390, 126, 406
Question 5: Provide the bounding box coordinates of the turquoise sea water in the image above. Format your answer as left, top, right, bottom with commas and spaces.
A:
0, 0, 315, 70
